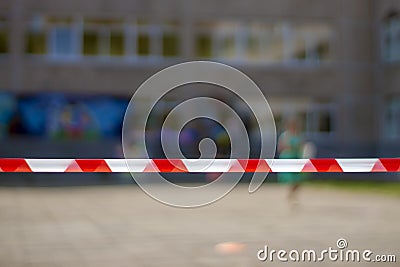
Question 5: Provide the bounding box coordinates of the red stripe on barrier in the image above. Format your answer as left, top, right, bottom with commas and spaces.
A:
153, 159, 188, 172
0, 159, 32, 172
238, 159, 271, 172
74, 159, 112, 172
379, 158, 400, 172
310, 159, 343, 172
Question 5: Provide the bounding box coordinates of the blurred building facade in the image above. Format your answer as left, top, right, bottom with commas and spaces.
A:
0, 0, 399, 157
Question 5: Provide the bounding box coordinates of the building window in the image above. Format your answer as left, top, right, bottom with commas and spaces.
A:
25, 16, 182, 60
137, 32, 150, 56
162, 32, 179, 56
0, 18, 8, 54
162, 21, 180, 57
287, 23, 332, 63
305, 104, 336, 137
385, 98, 400, 139
51, 27, 74, 55
214, 22, 238, 59
195, 22, 214, 58
49, 18, 77, 57
194, 20, 332, 64
83, 18, 125, 56
126, 19, 180, 59
25, 16, 47, 54
134, 20, 152, 57
383, 11, 400, 62
110, 31, 124, 56
194, 21, 239, 60
134, 20, 180, 58
245, 23, 283, 63
26, 16, 78, 57
82, 30, 98, 55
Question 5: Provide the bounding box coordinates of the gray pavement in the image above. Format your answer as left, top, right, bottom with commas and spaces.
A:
0, 184, 399, 267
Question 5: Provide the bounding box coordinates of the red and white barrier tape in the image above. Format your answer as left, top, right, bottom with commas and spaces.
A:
0, 158, 399, 173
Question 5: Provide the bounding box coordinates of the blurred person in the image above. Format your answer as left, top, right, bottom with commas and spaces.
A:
277, 117, 304, 205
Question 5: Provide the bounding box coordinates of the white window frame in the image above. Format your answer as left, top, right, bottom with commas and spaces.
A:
27, 16, 184, 62
82, 19, 126, 59
213, 22, 238, 61
283, 23, 332, 64
48, 24, 79, 59
202, 21, 333, 64
128, 20, 179, 61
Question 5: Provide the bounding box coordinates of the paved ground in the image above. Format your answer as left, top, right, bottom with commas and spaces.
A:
0, 183, 399, 267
